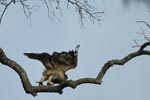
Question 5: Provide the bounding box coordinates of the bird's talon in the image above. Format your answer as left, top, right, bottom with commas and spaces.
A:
36, 81, 43, 86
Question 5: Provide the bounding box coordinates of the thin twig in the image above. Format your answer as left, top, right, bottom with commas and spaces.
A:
137, 21, 150, 29
0, 0, 14, 25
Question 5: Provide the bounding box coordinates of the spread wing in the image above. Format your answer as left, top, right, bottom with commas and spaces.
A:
24, 45, 80, 72
24, 52, 54, 70
51, 45, 80, 72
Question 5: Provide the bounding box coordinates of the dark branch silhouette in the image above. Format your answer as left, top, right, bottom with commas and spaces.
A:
0, 42, 150, 96
0, 0, 14, 24
0, 0, 104, 26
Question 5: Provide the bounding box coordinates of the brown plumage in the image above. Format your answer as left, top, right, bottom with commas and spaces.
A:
24, 45, 80, 85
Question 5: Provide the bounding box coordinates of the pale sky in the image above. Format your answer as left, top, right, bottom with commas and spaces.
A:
0, 0, 150, 100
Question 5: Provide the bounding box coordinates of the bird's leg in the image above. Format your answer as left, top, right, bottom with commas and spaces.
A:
36, 75, 46, 86
47, 75, 54, 86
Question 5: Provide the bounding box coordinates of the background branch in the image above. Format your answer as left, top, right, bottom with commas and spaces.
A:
0, 0, 104, 26
132, 21, 150, 48
137, 21, 150, 29
0, 42, 150, 96
0, 0, 14, 25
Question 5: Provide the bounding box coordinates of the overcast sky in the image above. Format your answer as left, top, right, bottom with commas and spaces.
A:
0, 0, 150, 100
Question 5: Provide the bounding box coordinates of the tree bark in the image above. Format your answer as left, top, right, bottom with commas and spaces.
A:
0, 42, 150, 96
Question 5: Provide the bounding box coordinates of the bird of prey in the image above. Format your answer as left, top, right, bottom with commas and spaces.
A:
24, 45, 80, 85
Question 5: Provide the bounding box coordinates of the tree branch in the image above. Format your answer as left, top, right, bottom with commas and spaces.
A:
0, 0, 104, 26
96, 42, 150, 81
0, 42, 150, 96
0, 48, 36, 96
67, 0, 104, 26
0, 0, 14, 25
137, 21, 150, 29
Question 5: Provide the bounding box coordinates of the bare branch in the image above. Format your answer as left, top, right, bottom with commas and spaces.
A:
0, 42, 150, 96
0, 0, 14, 25
0, 47, 36, 96
133, 21, 150, 48
0, 47, 101, 96
139, 42, 150, 51
67, 0, 104, 26
132, 39, 140, 48
96, 42, 150, 81
137, 21, 150, 29
139, 28, 150, 42
0, 0, 104, 26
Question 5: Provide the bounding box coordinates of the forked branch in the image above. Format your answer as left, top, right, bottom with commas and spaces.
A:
0, 0, 103, 25
0, 42, 150, 96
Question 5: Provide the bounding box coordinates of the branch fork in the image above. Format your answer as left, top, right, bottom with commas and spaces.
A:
0, 42, 150, 96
